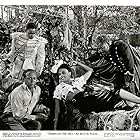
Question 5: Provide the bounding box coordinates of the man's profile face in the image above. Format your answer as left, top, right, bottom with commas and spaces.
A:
26, 28, 36, 39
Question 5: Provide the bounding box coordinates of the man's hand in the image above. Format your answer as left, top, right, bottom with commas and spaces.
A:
35, 113, 49, 121
109, 83, 114, 92
34, 104, 50, 114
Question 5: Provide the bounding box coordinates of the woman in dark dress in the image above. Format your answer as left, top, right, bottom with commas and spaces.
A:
87, 35, 139, 96
52, 59, 140, 130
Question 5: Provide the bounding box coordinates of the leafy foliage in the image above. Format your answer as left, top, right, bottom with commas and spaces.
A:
0, 5, 140, 130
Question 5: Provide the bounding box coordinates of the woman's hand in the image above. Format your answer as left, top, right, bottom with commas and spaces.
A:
124, 71, 133, 87
66, 89, 80, 101
124, 71, 133, 77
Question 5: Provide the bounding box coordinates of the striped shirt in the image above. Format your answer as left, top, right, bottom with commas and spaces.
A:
7, 32, 46, 79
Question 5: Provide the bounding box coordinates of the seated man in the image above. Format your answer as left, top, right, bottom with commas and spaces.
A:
1, 69, 49, 130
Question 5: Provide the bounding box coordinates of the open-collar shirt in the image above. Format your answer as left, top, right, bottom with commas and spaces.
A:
4, 82, 41, 120
53, 75, 86, 100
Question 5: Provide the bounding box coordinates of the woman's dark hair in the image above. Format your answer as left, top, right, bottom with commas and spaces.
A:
57, 64, 72, 74
26, 22, 37, 30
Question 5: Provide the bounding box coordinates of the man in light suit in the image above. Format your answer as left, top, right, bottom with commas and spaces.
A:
5, 22, 47, 81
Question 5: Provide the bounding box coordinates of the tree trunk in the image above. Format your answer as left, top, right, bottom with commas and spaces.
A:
73, 5, 83, 37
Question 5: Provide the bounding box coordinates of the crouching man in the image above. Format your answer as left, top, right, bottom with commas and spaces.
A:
1, 69, 49, 130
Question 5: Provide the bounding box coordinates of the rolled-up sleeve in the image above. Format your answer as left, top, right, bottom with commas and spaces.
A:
53, 86, 62, 100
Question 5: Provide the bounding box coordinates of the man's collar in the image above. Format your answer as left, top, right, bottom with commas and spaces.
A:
22, 82, 37, 90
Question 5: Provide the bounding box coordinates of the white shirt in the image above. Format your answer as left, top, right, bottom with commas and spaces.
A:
4, 83, 41, 120
53, 75, 86, 100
